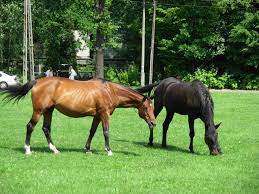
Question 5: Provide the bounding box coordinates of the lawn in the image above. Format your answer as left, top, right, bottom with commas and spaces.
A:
0, 92, 258, 194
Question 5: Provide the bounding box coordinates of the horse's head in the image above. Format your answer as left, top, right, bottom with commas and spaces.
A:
205, 123, 222, 155
138, 97, 156, 129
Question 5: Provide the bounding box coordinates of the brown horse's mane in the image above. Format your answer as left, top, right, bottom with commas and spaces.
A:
95, 78, 146, 98
122, 85, 146, 98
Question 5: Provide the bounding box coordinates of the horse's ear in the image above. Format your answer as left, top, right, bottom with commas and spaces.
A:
142, 96, 147, 102
215, 122, 222, 129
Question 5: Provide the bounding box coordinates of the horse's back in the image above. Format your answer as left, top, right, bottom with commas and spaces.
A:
156, 77, 180, 93
159, 79, 204, 115
154, 77, 180, 104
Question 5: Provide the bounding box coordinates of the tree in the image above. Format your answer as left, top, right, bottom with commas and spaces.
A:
0, 1, 23, 71
216, 0, 259, 72
95, 0, 105, 78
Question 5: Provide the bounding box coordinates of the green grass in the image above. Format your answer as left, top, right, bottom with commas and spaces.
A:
0, 92, 258, 194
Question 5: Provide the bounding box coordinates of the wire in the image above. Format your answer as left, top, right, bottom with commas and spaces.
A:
114, 0, 259, 10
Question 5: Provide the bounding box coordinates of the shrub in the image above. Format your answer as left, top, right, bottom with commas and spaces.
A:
127, 65, 140, 86
183, 68, 239, 89
105, 65, 140, 86
240, 74, 259, 90
105, 66, 119, 83
117, 70, 129, 85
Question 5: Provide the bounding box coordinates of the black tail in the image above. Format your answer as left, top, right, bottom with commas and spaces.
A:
135, 82, 159, 96
2, 80, 37, 103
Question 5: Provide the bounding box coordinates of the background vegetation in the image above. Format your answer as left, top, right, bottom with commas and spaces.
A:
0, 92, 258, 193
0, 0, 258, 89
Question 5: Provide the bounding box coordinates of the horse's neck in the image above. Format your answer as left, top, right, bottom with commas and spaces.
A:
115, 85, 143, 108
204, 116, 215, 134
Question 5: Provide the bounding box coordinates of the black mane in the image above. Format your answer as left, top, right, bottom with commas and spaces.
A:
191, 80, 214, 121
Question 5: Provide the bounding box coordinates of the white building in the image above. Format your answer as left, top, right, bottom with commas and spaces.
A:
74, 30, 91, 60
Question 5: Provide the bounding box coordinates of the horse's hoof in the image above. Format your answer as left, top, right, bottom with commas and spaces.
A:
54, 150, 60, 154
162, 144, 167, 148
25, 151, 32, 155
85, 150, 92, 155
107, 150, 113, 156
24, 145, 32, 155
148, 142, 153, 146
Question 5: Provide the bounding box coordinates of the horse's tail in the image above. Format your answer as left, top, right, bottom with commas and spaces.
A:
2, 80, 37, 103
136, 82, 159, 96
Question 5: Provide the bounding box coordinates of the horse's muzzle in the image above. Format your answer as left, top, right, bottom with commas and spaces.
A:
148, 121, 156, 129
210, 148, 223, 156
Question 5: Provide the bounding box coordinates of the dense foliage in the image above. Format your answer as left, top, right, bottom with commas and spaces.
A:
0, 0, 258, 89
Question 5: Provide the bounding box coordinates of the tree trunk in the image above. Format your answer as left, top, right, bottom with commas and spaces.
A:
95, 0, 105, 78
141, 0, 146, 86
149, 0, 156, 84
0, 27, 3, 70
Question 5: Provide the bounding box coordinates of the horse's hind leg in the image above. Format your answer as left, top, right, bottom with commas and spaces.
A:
85, 116, 101, 154
100, 113, 112, 156
42, 108, 59, 154
24, 111, 42, 155
188, 116, 195, 153
162, 111, 174, 147
154, 97, 163, 118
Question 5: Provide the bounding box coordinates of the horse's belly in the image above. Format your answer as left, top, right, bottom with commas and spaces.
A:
54, 104, 96, 118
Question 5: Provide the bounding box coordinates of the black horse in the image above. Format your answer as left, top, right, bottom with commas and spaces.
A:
137, 77, 222, 155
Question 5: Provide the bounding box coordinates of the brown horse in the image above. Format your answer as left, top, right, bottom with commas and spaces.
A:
3, 77, 156, 156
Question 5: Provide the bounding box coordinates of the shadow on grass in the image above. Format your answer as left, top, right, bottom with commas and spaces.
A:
8, 146, 140, 156
115, 139, 205, 156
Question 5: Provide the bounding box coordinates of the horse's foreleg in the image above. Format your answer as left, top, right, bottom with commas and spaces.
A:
85, 116, 100, 154
42, 108, 59, 154
188, 117, 195, 153
162, 111, 174, 147
148, 128, 154, 146
25, 111, 41, 155
101, 113, 112, 156
148, 99, 163, 146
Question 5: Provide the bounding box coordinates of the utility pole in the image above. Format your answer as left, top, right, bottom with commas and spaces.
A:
141, 0, 146, 86
149, 0, 156, 84
23, 0, 28, 83
95, 0, 104, 78
23, 0, 34, 83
